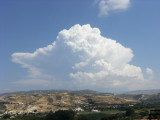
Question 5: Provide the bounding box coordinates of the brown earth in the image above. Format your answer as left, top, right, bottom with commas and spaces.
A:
0, 92, 137, 114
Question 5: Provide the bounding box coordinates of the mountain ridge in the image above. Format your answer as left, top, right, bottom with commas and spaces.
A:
123, 89, 160, 95
0, 89, 113, 97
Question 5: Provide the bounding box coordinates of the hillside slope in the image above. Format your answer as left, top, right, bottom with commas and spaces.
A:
0, 92, 137, 115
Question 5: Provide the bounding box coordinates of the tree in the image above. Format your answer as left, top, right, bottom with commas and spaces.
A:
2, 114, 11, 119
78, 116, 92, 120
45, 110, 76, 120
125, 108, 135, 120
140, 108, 148, 116
54, 110, 76, 120
45, 111, 56, 120
47, 97, 53, 105
101, 117, 110, 120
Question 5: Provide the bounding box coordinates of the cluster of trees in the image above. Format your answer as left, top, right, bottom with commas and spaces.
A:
45, 110, 75, 120
1, 108, 151, 120
2, 109, 144, 120
1, 110, 76, 120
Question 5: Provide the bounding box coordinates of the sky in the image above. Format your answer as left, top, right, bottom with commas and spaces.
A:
0, 0, 160, 93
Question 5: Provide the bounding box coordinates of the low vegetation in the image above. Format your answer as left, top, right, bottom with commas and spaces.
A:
1, 102, 160, 120
1, 90, 160, 120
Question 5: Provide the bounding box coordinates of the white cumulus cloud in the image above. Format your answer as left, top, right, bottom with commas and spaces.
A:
146, 68, 153, 75
96, 0, 130, 16
146, 67, 154, 80
12, 24, 149, 91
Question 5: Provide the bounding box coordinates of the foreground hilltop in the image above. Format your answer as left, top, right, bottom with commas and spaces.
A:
0, 90, 136, 115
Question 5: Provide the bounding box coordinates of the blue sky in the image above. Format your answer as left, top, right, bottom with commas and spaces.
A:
0, 0, 160, 93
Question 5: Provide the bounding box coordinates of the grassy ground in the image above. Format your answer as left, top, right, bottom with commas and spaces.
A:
77, 110, 125, 120
79, 110, 125, 115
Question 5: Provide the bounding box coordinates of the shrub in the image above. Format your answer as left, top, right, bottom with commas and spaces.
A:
2, 114, 11, 119
47, 97, 53, 104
